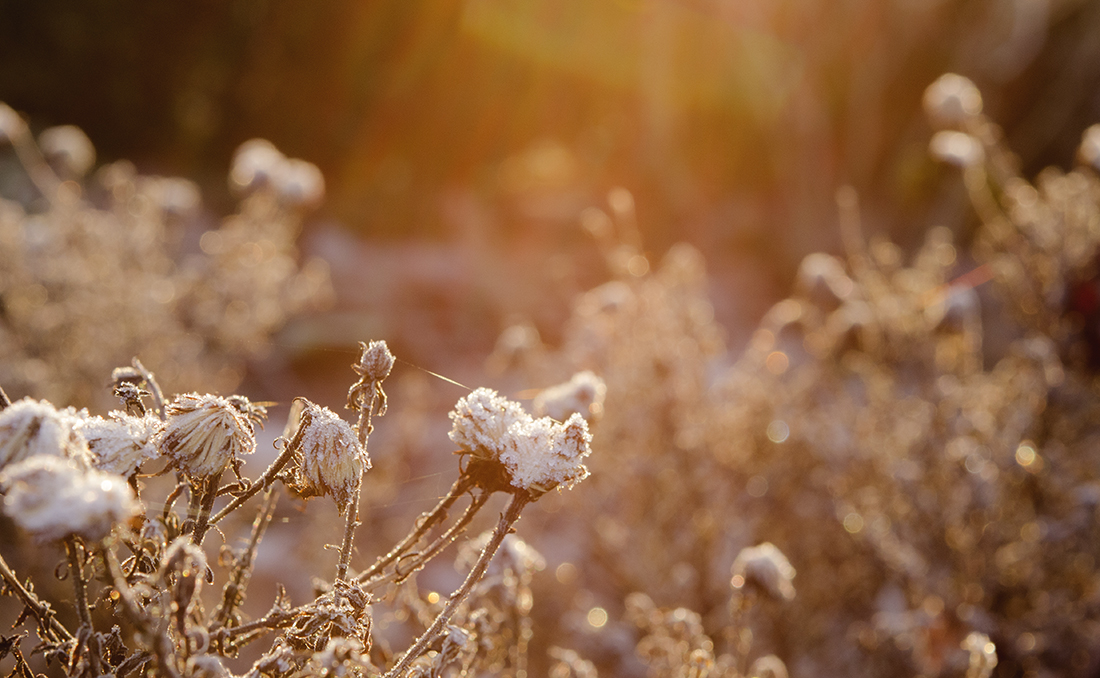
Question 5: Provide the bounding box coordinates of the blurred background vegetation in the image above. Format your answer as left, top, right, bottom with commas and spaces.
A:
4, 0, 1099, 263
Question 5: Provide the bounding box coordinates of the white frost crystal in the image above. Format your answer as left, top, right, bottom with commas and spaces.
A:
81, 411, 163, 477
0, 397, 91, 471
291, 399, 370, 513
158, 393, 255, 481
449, 388, 592, 494
0, 455, 139, 542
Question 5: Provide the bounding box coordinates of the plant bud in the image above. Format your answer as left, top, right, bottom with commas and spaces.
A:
0, 397, 91, 472
157, 393, 255, 481
0, 455, 139, 542
289, 399, 370, 514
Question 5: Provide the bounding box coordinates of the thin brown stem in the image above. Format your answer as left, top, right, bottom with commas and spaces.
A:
383, 493, 530, 678
103, 544, 182, 678
214, 485, 280, 628
335, 478, 362, 583
356, 474, 474, 583
0, 549, 72, 642
190, 471, 224, 547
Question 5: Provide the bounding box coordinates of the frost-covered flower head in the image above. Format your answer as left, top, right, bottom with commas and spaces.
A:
0, 397, 91, 472
534, 371, 607, 423
0, 455, 139, 542
730, 542, 796, 602
80, 411, 163, 477
157, 393, 255, 481
923, 73, 983, 129
287, 399, 370, 514
449, 388, 592, 497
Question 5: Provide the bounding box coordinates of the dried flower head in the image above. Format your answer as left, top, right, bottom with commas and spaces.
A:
158, 393, 255, 481
80, 411, 162, 477
288, 398, 370, 513
0, 455, 139, 542
229, 138, 286, 195
1078, 124, 1100, 171
450, 389, 592, 496
930, 130, 984, 168
0, 397, 91, 471
38, 125, 96, 178
923, 73, 983, 128
534, 371, 607, 423
731, 542, 796, 602
0, 102, 26, 142
347, 340, 395, 416
448, 388, 530, 460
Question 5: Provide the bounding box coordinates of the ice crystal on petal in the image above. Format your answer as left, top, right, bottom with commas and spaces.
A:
448, 388, 531, 458
81, 411, 162, 477
291, 399, 370, 513
0, 397, 91, 471
0, 455, 139, 542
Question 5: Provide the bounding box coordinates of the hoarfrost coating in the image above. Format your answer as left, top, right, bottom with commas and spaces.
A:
449, 388, 592, 493
0, 455, 138, 542
81, 411, 163, 477
0, 397, 91, 471
158, 393, 256, 480
290, 399, 370, 512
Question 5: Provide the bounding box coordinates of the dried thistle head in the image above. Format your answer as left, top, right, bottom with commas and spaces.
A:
0, 397, 91, 472
0, 455, 139, 542
347, 340, 395, 417
449, 388, 592, 497
923, 73, 983, 129
157, 393, 256, 481
80, 411, 163, 477
731, 542, 796, 603
286, 398, 370, 514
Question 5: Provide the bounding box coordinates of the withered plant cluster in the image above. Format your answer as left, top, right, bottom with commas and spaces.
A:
481, 73, 1100, 677
5, 71, 1100, 678
0, 104, 332, 409
0, 338, 596, 678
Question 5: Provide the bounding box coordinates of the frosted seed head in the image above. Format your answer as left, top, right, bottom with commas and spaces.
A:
0, 103, 26, 143
0, 455, 139, 542
498, 413, 592, 496
929, 131, 984, 168
534, 371, 607, 423
289, 399, 369, 514
448, 388, 531, 459
81, 411, 163, 477
38, 125, 96, 178
731, 542, 796, 602
229, 139, 286, 195
275, 158, 326, 209
1079, 124, 1100, 171
923, 73, 983, 128
0, 397, 91, 472
158, 393, 255, 481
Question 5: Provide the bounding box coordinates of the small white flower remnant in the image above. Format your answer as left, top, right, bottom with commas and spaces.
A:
80, 411, 163, 477
289, 399, 370, 513
157, 393, 255, 481
0, 455, 139, 542
533, 371, 607, 423
923, 73, 983, 129
449, 388, 592, 496
730, 542, 796, 602
0, 397, 91, 472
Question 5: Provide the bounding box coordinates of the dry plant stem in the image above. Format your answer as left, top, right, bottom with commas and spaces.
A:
132, 358, 165, 420
0, 549, 72, 642
363, 490, 490, 593
190, 471, 224, 546
210, 439, 297, 526
103, 544, 181, 678
357, 474, 475, 583
383, 492, 531, 678
214, 485, 280, 628
66, 538, 104, 676
335, 479, 361, 583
